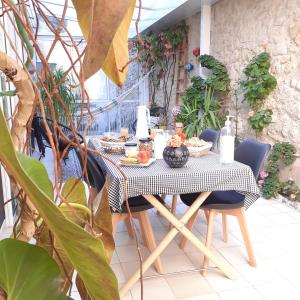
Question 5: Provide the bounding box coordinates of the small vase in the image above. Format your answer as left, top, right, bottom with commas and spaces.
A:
163, 144, 189, 168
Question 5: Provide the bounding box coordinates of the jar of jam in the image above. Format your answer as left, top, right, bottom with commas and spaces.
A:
139, 138, 153, 157
124, 142, 138, 157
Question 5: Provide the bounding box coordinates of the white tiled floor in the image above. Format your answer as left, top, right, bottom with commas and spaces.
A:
104, 197, 300, 300
2, 196, 300, 299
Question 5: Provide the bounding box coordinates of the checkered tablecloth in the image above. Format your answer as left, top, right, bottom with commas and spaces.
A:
89, 137, 260, 212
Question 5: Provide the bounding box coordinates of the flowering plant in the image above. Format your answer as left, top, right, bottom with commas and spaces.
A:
168, 133, 186, 147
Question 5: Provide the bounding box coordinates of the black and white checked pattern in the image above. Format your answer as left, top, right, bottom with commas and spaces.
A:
89, 137, 260, 212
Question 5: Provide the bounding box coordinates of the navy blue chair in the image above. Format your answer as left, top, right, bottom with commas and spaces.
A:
199, 128, 220, 150
74, 148, 163, 273
179, 140, 270, 274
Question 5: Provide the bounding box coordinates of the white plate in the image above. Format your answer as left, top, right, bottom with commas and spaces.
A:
118, 158, 156, 167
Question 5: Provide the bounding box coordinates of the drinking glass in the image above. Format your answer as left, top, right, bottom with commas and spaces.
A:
120, 127, 129, 137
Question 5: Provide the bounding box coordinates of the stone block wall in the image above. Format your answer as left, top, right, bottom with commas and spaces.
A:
210, 0, 300, 154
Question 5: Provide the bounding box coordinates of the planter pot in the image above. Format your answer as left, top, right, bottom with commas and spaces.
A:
163, 144, 189, 168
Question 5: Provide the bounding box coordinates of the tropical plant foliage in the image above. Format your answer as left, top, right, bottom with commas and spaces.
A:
0, 109, 119, 300
176, 55, 229, 138
0, 239, 71, 300
40, 68, 76, 123
0, 0, 138, 299
177, 87, 224, 138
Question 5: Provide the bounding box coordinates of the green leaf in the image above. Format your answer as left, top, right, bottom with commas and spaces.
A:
0, 109, 119, 300
0, 238, 71, 300
62, 178, 87, 206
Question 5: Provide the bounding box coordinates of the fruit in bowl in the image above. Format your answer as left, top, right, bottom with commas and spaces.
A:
137, 151, 150, 164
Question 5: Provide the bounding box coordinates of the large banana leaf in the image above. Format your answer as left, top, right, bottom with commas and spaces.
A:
62, 177, 87, 206
102, 0, 136, 86
0, 238, 71, 300
0, 109, 119, 300
72, 0, 132, 84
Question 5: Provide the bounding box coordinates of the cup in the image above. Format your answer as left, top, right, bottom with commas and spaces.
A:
150, 128, 157, 139
120, 127, 129, 137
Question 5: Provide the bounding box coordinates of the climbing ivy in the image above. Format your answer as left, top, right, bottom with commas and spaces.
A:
241, 52, 277, 110
261, 142, 297, 199
241, 52, 277, 134
135, 21, 188, 123
248, 109, 273, 133
198, 54, 231, 93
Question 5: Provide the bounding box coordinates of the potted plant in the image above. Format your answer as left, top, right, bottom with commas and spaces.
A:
163, 132, 189, 168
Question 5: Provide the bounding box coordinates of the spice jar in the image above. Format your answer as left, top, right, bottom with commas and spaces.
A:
139, 138, 153, 157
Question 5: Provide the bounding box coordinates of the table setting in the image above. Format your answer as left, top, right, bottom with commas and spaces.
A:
86, 108, 261, 296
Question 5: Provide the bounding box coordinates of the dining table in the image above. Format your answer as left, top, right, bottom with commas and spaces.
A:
88, 137, 260, 297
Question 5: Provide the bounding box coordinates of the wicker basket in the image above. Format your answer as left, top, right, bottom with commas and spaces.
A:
99, 140, 126, 154
187, 143, 212, 158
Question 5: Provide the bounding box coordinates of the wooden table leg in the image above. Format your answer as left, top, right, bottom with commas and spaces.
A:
119, 192, 235, 298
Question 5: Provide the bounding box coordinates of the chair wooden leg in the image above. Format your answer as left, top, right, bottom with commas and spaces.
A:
137, 211, 163, 273
222, 213, 228, 243
204, 209, 210, 222
169, 195, 178, 229
179, 209, 199, 249
124, 218, 134, 239
236, 208, 257, 267
112, 214, 123, 235
202, 209, 216, 276
157, 194, 167, 215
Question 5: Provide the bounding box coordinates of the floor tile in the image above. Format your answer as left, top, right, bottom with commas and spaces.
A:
161, 253, 196, 273
120, 260, 158, 280
166, 273, 214, 298
265, 212, 299, 225
218, 286, 264, 300
186, 248, 230, 269
217, 246, 249, 265
254, 279, 299, 300
116, 244, 150, 263
204, 268, 250, 292
234, 263, 282, 285
130, 277, 176, 300
111, 263, 127, 285
181, 294, 221, 300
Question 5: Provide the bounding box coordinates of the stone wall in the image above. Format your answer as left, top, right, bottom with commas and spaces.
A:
211, 0, 300, 153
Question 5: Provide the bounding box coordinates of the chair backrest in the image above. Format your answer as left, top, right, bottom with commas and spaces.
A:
234, 139, 271, 180
199, 128, 220, 148
74, 148, 106, 192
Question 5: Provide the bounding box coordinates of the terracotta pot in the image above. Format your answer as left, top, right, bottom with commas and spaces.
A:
163, 144, 189, 168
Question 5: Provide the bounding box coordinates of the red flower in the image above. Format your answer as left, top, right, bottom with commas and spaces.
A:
193, 47, 200, 57
176, 131, 186, 141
